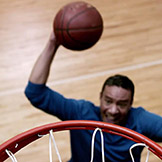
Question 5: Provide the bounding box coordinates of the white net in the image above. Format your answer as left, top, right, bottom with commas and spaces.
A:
5, 128, 151, 162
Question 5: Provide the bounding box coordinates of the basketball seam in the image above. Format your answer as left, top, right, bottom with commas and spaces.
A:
54, 7, 103, 30
66, 7, 102, 46
55, 26, 102, 31
67, 7, 102, 28
55, 5, 103, 50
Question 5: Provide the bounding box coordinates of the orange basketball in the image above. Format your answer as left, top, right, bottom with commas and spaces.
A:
53, 1, 103, 51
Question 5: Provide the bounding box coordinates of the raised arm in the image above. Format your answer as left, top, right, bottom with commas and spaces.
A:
29, 32, 60, 84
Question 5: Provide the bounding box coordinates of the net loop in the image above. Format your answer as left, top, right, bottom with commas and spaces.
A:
49, 129, 62, 162
90, 128, 105, 162
129, 143, 150, 162
5, 149, 18, 162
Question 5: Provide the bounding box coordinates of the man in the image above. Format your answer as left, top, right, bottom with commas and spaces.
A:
25, 32, 162, 162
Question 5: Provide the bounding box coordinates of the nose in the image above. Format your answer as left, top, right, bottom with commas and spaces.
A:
108, 104, 119, 115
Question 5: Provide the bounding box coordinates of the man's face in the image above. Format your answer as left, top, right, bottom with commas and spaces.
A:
100, 85, 132, 125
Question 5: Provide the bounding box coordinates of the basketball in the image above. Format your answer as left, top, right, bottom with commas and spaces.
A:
53, 1, 103, 51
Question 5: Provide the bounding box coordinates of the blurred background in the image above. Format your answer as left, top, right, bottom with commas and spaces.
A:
0, 0, 162, 161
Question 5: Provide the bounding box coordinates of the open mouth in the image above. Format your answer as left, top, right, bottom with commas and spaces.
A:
104, 114, 119, 124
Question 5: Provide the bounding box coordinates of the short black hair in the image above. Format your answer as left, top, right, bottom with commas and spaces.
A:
101, 74, 135, 104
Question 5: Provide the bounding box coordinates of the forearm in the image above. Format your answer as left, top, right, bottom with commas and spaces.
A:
29, 33, 59, 84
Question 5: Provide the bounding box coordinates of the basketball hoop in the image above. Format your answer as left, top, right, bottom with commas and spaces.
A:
0, 120, 162, 161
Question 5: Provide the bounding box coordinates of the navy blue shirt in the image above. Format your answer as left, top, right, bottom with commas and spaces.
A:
25, 81, 162, 162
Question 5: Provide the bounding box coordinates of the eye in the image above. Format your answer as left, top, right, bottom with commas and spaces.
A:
117, 102, 128, 108
105, 99, 112, 105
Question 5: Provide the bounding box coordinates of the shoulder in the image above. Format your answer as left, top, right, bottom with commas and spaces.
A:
129, 107, 145, 115
128, 106, 158, 122
126, 107, 147, 131
127, 107, 162, 137
129, 107, 162, 120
